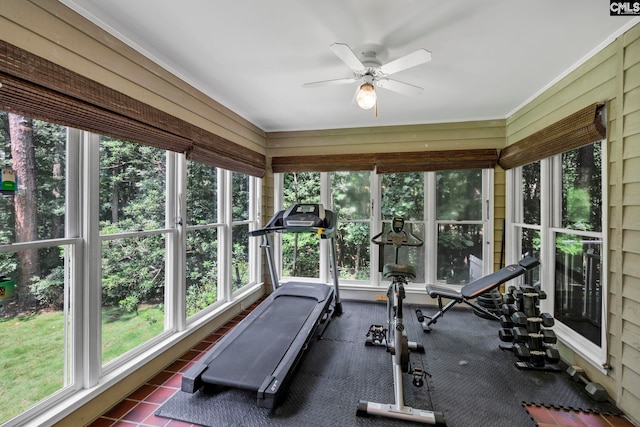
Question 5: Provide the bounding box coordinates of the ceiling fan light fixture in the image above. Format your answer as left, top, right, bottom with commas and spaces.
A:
356, 82, 377, 109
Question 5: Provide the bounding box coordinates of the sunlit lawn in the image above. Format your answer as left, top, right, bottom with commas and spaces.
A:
102, 305, 164, 364
0, 305, 163, 423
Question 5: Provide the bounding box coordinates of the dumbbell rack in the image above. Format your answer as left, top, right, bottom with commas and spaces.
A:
498, 285, 562, 371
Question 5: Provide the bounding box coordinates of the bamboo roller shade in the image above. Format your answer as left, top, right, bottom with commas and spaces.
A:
271, 149, 499, 173
0, 40, 265, 177
499, 103, 606, 169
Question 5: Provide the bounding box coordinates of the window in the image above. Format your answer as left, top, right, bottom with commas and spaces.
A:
185, 166, 261, 314
282, 172, 321, 278
436, 170, 485, 285
0, 112, 76, 423
231, 172, 254, 292
512, 161, 542, 287
509, 141, 605, 365
185, 161, 220, 318
278, 169, 493, 287
0, 41, 266, 424
331, 171, 371, 281
99, 137, 168, 365
553, 142, 603, 347
380, 172, 426, 282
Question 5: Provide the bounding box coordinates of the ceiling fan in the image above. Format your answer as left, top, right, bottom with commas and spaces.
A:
303, 42, 432, 110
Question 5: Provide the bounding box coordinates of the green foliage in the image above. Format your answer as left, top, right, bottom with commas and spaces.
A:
101, 233, 165, 308
187, 161, 217, 224
336, 222, 370, 280
436, 170, 482, 220
186, 277, 217, 316
232, 172, 250, 221
0, 113, 67, 309
556, 233, 584, 256
561, 143, 602, 231
99, 137, 165, 230
282, 173, 321, 277
186, 227, 219, 316
330, 171, 371, 279
522, 162, 541, 224
282, 233, 320, 277
284, 172, 320, 205
566, 187, 590, 230
380, 172, 424, 220
118, 294, 140, 315
30, 265, 65, 310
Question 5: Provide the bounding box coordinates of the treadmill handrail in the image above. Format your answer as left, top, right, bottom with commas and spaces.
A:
250, 205, 337, 239
249, 226, 287, 236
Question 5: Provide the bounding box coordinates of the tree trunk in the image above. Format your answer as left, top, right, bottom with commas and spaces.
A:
112, 157, 119, 224
52, 136, 65, 238
9, 114, 40, 307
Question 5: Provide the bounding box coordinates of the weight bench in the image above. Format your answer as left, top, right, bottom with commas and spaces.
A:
416, 256, 540, 332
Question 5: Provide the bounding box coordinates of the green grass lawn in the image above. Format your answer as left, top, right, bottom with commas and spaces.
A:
0, 305, 164, 423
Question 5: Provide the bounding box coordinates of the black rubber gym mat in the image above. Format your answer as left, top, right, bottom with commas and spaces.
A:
156, 300, 620, 427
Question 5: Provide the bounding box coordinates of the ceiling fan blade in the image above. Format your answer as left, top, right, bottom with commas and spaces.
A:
376, 78, 424, 96
302, 77, 357, 88
378, 49, 432, 76
330, 42, 366, 73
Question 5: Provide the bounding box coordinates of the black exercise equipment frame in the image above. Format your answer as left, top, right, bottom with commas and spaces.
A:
181, 204, 342, 409
416, 256, 540, 332
357, 218, 446, 425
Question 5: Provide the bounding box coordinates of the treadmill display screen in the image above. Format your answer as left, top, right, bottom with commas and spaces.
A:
296, 205, 316, 213
284, 204, 325, 228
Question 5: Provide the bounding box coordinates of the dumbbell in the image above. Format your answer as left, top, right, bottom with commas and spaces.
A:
538, 313, 554, 327
541, 329, 557, 344
499, 314, 513, 328
512, 288, 523, 301
545, 348, 560, 364
503, 293, 515, 305
512, 327, 529, 343
513, 343, 530, 361
511, 311, 528, 325
498, 326, 526, 342
512, 311, 554, 327
535, 287, 547, 300
525, 329, 557, 344
566, 366, 608, 402
502, 303, 518, 316
498, 328, 513, 342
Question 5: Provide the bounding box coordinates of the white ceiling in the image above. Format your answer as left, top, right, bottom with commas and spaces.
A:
61, 1, 637, 132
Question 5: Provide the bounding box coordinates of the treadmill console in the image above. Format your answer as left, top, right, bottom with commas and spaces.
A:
283, 204, 326, 227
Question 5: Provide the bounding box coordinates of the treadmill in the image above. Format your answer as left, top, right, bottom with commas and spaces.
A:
181, 203, 342, 409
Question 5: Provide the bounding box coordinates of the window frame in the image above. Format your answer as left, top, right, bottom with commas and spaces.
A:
506, 141, 608, 371
0, 121, 263, 426
276, 169, 495, 290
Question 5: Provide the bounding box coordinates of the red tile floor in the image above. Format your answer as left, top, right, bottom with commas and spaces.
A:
525, 404, 636, 427
86, 299, 638, 427
87, 303, 259, 427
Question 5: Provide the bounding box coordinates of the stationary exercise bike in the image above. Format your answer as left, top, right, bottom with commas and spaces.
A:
357, 217, 446, 425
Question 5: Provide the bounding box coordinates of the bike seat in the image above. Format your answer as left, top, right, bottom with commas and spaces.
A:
383, 263, 416, 280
